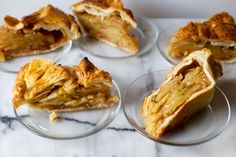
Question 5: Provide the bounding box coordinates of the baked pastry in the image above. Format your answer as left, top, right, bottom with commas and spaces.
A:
0, 5, 80, 61
12, 57, 119, 112
71, 0, 139, 53
168, 12, 236, 63
142, 49, 222, 138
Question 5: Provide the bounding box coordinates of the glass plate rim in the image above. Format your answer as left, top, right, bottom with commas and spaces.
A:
0, 40, 72, 74
78, 17, 158, 60
14, 79, 122, 140
123, 70, 231, 146
157, 24, 183, 66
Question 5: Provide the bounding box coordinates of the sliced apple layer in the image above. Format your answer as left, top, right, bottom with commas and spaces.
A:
169, 37, 236, 62
142, 49, 222, 137
13, 57, 119, 112
71, 0, 139, 53
0, 5, 80, 61
168, 12, 236, 63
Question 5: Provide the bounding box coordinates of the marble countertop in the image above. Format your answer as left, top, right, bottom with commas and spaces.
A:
0, 18, 236, 157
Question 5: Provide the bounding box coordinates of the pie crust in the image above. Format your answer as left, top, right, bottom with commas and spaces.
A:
12, 57, 119, 112
168, 12, 236, 63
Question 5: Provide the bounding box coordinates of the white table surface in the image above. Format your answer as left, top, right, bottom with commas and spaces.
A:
0, 1, 236, 157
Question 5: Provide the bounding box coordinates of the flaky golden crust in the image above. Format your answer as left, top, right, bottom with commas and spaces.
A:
0, 5, 80, 60
12, 57, 118, 112
168, 12, 236, 62
172, 12, 236, 42
71, 0, 137, 27
74, 57, 112, 87
12, 58, 55, 108
12, 63, 29, 108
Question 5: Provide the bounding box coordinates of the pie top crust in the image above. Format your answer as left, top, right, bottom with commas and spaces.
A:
12, 57, 117, 112
168, 12, 236, 63
0, 5, 80, 60
71, 0, 137, 28
172, 12, 236, 44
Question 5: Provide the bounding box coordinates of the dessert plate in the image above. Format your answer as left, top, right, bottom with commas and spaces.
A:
0, 41, 72, 73
78, 17, 158, 59
14, 80, 121, 139
157, 23, 236, 72
123, 70, 231, 146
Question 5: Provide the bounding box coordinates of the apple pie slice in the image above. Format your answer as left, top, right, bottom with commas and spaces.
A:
142, 49, 222, 137
71, 0, 139, 53
12, 57, 119, 112
0, 5, 80, 61
168, 12, 236, 63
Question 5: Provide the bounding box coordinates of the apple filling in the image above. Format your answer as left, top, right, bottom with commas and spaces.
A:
13, 58, 119, 112
205, 44, 236, 61
23, 66, 118, 111
145, 63, 211, 133
73, 12, 138, 53
29, 87, 117, 111
0, 27, 63, 60
169, 38, 236, 61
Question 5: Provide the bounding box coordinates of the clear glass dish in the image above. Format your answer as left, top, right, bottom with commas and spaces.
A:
157, 24, 236, 72
77, 17, 158, 59
14, 80, 121, 140
0, 41, 72, 73
123, 70, 231, 146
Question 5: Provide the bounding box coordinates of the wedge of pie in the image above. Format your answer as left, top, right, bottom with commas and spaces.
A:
71, 0, 139, 53
12, 57, 119, 112
0, 5, 80, 61
142, 49, 222, 138
168, 12, 236, 63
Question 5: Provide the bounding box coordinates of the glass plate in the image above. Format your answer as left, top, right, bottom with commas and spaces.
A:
0, 41, 72, 73
123, 71, 231, 146
157, 24, 236, 72
14, 80, 121, 139
77, 17, 158, 59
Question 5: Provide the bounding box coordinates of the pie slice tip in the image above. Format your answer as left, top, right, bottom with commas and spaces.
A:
71, 0, 139, 54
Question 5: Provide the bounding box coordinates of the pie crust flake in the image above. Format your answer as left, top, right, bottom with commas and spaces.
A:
71, 0, 139, 53
0, 5, 80, 61
12, 57, 119, 112
142, 49, 222, 137
168, 12, 236, 63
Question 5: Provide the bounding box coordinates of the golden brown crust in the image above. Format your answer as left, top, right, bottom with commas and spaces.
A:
74, 57, 112, 87
12, 58, 55, 108
209, 12, 235, 24
12, 63, 29, 108
168, 12, 236, 62
12, 57, 118, 112
173, 12, 236, 42
0, 4, 80, 60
